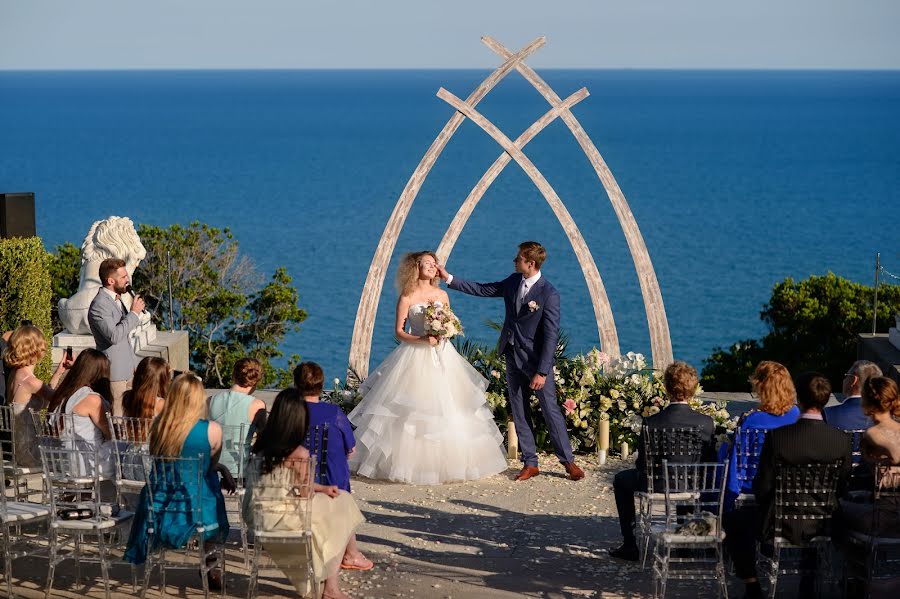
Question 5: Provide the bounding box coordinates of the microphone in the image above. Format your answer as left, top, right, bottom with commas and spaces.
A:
125, 284, 136, 298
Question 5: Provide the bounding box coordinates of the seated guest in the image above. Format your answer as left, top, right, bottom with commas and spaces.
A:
728, 372, 852, 599
208, 357, 267, 478
721, 361, 800, 510
824, 360, 882, 431
840, 377, 900, 537
125, 373, 233, 591
294, 362, 356, 492
295, 362, 372, 573
122, 357, 170, 422
48, 348, 115, 477
245, 387, 367, 599
609, 361, 716, 561
2, 325, 73, 466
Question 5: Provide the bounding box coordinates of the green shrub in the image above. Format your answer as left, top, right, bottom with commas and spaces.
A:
0, 237, 53, 380
702, 273, 900, 391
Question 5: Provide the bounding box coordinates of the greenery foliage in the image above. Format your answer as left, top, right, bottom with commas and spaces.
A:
132, 222, 307, 388
47, 241, 81, 332
0, 237, 53, 380
702, 273, 900, 391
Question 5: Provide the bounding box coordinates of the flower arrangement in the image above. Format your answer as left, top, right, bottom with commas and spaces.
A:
322, 375, 363, 412
554, 349, 737, 452
424, 301, 464, 340
330, 345, 737, 457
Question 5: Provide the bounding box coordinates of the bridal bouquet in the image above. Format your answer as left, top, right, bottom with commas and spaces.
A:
424, 301, 464, 339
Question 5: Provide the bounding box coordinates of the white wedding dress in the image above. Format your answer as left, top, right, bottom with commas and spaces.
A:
348, 302, 508, 484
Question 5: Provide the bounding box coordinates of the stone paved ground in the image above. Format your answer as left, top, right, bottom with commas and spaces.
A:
7, 453, 751, 599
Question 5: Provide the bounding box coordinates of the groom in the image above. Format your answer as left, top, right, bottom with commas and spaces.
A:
438, 241, 584, 481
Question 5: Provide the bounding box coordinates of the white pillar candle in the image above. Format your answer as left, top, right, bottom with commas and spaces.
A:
597, 418, 610, 465
507, 418, 518, 460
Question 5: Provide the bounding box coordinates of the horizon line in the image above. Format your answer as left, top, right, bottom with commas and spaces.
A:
2, 66, 900, 73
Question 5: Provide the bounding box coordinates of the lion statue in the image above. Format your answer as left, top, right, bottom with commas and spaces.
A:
58, 216, 149, 335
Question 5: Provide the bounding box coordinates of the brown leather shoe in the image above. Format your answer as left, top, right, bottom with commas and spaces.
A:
515, 465, 540, 481
564, 462, 585, 481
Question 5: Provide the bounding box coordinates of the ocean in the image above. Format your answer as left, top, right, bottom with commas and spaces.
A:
1, 69, 898, 381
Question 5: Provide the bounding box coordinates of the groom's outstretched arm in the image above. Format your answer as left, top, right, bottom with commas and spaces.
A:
537, 290, 560, 375
445, 274, 512, 298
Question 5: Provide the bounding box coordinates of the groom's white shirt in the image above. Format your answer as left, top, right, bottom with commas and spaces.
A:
516, 271, 542, 312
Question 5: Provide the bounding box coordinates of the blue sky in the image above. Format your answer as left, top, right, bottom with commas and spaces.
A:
1, 0, 898, 70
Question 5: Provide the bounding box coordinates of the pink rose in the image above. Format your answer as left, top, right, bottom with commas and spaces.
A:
562, 398, 577, 415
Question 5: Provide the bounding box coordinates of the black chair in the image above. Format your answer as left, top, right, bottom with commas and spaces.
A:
637, 426, 705, 568
758, 460, 843, 598
843, 462, 900, 598
304, 423, 329, 486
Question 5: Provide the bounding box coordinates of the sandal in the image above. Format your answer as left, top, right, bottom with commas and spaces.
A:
340, 554, 374, 571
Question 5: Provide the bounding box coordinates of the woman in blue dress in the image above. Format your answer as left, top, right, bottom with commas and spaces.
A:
294, 362, 356, 492
295, 361, 372, 572
720, 360, 801, 510
125, 373, 235, 590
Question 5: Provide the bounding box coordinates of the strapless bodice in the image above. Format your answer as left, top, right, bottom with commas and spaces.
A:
407, 302, 442, 337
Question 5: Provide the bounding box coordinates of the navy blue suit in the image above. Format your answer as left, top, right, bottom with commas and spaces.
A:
823, 396, 873, 431
448, 272, 574, 467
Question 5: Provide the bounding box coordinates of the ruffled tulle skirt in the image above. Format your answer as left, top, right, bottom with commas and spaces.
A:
348, 340, 508, 484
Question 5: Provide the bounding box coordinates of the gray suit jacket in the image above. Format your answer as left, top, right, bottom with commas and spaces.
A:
88, 289, 139, 382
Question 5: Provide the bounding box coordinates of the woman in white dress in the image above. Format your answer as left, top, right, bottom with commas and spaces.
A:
348, 251, 508, 484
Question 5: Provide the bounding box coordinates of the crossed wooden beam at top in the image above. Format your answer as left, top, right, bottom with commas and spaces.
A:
348, 36, 672, 379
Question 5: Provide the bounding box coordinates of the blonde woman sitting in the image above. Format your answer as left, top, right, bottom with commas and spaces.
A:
246, 387, 365, 599
2, 324, 73, 466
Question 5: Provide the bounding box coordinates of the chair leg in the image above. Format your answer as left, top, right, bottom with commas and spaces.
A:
97, 530, 111, 599
248, 540, 260, 599
139, 557, 153, 599
45, 528, 58, 599
4, 527, 15, 599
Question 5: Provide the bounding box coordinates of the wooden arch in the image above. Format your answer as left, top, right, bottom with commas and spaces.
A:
348, 36, 673, 378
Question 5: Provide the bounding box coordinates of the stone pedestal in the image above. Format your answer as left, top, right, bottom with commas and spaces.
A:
52, 324, 189, 372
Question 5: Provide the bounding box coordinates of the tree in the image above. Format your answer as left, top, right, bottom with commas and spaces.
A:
47, 241, 81, 332
702, 273, 900, 391
131, 222, 306, 387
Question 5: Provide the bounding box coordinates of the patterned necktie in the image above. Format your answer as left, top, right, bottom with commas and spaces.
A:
517, 281, 529, 312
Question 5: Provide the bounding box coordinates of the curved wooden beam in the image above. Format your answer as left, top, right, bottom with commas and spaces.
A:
436, 87, 620, 357
435, 86, 589, 261
348, 37, 547, 379
482, 36, 673, 369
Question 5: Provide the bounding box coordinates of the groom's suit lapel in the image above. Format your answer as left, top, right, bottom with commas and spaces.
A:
517, 277, 546, 318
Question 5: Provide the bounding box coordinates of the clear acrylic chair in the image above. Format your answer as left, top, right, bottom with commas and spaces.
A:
41, 445, 135, 599
843, 462, 900, 598
220, 422, 251, 567
140, 453, 226, 599
733, 427, 769, 508
651, 461, 729, 599
0, 450, 51, 598
757, 459, 843, 598
638, 426, 705, 568
30, 408, 75, 450
106, 413, 153, 509
0, 404, 44, 502
304, 423, 330, 485
245, 455, 316, 599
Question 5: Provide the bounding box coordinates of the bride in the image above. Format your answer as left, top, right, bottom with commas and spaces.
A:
348, 251, 508, 484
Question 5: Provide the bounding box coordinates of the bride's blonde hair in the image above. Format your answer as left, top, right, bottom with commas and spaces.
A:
395, 251, 439, 296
